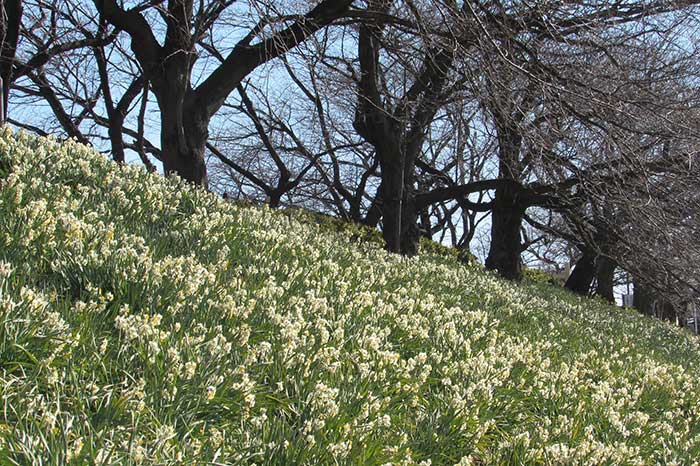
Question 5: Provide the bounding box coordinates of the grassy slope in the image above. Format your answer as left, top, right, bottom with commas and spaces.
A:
1, 131, 699, 465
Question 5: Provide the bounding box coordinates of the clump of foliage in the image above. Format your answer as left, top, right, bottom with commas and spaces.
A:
281, 207, 386, 247
522, 268, 564, 287
284, 206, 477, 267
1, 131, 700, 465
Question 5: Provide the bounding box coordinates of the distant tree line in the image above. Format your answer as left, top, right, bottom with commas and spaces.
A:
7, 0, 700, 325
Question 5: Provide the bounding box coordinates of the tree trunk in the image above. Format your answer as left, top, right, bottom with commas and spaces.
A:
678, 312, 687, 328
0, 0, 22, 124
94, 45, 144, 164
419, 207, 432, 239
269, 189, 283, 208
150, 4, 210, 187
107, 114, 126, 163
363, 182, 383, 228
660, 300, 676, 323
400, 192, 420, 255
486, 107, 525, 281
633, 279, 654, 316
485, 183, 524, 280
594, 255, 616, 303
565, 249, 596, 295
380, 150, 419, 255
158, 93, 209, 187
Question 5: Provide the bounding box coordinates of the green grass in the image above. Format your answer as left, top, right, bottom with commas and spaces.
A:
1, 130, 699, 465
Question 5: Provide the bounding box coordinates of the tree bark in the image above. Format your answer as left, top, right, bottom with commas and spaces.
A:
485, 182, 525, 280
419, 206, 432, 239
633, 279, 655, 316
594, 255, 616, 303
0, 0, 21, 124
363, 182, 384, 228
376, 142, 420, 255
484, 89, 526, 280
159, 93, 209, 185
565, 248, 596, 295
660, 300, 676, 323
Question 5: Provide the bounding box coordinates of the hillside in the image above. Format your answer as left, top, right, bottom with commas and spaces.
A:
1, 130, 699, 465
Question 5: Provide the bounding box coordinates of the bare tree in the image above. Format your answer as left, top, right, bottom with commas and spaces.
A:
206, 42, 372, 213
347, 0, 700, 261
0, 0, 21, 124
11, 0, 700, 310
466, 0, 700, 279
92, 0, 355, 187
12, 0, 159, 169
